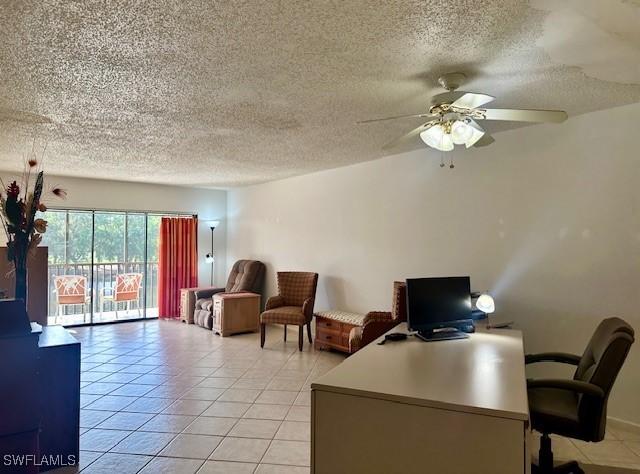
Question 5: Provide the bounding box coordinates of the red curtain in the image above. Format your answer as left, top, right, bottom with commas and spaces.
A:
158, 217, 198, 318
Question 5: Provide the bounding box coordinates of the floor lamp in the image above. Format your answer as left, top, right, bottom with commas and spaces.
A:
204, 221, 219, 286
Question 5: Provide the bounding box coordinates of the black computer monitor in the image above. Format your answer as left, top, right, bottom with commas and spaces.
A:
406, 276, 472, 335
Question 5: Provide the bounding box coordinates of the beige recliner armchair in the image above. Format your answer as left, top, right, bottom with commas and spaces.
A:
193, 260, 265, 328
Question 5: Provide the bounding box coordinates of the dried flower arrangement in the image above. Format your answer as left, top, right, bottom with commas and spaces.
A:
0, 150, 66, 304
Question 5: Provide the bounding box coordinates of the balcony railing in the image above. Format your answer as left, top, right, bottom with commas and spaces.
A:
47, 261, 159, 322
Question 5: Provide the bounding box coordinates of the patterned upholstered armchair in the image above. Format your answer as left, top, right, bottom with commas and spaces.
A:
193, 259, 265, 328
260, 271, 318, 351
348, 281, 407, 353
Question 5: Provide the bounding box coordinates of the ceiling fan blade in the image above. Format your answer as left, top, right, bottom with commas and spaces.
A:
357, 113, 435, 124
382, 121, 437, 150
482, 108, 568, 123
451, 92, 495, 109
0, 108, 52, 124
472, 133, 495, 148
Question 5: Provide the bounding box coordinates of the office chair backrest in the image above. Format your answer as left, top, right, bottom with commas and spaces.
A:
574, 317, 634, 441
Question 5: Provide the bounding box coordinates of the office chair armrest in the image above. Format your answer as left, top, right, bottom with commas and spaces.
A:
265, 295, 285, 311
527, 378, 605, 397
525, 352, 581, 365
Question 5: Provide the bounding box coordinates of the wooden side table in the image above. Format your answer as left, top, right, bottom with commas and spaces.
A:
212, 292, 261, 336
180, 287, 216, 324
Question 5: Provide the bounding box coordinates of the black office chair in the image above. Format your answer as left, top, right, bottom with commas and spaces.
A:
526, 317, 634, 474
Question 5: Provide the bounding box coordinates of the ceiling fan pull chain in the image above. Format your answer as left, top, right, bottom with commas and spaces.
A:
440, 152, 445, 168
449, 154, 455, 169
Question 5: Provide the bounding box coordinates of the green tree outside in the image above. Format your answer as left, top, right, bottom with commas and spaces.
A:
40, 210, 161, 264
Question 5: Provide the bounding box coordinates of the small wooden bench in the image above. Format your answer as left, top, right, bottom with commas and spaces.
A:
314, 282, 407, 354
314, 310, 366, 354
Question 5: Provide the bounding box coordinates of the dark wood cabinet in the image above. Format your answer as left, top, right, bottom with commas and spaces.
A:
0, 324, 80, 473
37, 326, 80, 471
0, 329, 41, 474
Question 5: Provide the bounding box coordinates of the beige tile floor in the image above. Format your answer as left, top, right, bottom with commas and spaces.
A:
67, 319, 344, 473
530, 431, 640, 471
52, 318, 640, 473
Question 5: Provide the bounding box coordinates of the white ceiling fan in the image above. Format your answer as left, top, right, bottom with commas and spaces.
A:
359, 72, 568, 152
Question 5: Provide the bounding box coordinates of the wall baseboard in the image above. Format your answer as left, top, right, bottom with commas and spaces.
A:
608, 416, 640, 435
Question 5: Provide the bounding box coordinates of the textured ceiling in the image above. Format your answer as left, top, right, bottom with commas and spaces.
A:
0, 0, 639, 187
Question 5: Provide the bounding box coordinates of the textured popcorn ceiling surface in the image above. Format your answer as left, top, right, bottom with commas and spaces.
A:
0, 0, 639, 187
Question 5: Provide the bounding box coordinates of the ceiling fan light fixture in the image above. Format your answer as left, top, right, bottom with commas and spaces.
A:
464, 120, 486, 148
420, 124, 453, 152
419, 124, 442, 148
440, 132, 454, 151
451, 120, 473, 145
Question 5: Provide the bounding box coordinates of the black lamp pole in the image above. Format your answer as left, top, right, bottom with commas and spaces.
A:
208, 225, 215, 285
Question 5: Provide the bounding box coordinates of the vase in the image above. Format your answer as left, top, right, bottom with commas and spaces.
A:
14, 261, 28, 305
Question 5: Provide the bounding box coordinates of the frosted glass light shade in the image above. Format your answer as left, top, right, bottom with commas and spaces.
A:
476, 293, 495, 314
464, 120, 486, 148
440, 132, 453, 151
420, 124, 443, 148
420, 124, 454, 151
451, 120, 473, 145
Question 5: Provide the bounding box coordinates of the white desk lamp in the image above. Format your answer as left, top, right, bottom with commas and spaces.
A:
476, 293, 512, 329
476, 293, 495, 314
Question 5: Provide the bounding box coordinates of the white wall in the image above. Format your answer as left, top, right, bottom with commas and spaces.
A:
0, 173, 227, 288
227, 102, 640, 424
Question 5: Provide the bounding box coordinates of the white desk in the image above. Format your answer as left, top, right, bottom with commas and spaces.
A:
311, 323, 530, 474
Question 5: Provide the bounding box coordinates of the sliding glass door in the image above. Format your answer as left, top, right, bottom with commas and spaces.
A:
46, 210, 93, 325
145, 215, 162, 318
41, 209, 177, 326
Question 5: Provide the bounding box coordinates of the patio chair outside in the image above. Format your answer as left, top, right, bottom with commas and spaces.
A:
100, 272, 143, 319
54, 275, 89, 324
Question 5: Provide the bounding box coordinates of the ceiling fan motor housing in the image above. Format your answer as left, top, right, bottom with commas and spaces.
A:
429, 91, 468, 110
437, 72, 467, 91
